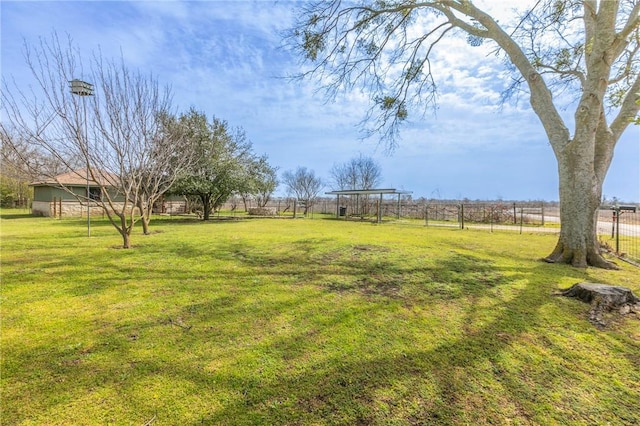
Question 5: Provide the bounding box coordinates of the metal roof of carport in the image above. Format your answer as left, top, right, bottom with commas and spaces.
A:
325, 188, 412, 222
325, 188, 412, 196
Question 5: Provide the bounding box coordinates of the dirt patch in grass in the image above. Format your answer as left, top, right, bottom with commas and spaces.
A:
352, 244, 391, 252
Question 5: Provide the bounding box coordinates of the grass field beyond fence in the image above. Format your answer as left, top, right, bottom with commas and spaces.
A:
1, 210, 639, 425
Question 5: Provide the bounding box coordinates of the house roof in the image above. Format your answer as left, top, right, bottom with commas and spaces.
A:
30, 169, 117, 187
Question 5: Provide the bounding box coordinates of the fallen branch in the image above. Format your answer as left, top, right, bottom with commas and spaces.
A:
142, 414, 156, 426
167, 317, 192, 330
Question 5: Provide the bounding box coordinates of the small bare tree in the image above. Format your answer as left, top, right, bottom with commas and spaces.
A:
330, 154, 382, 215
282, 166, 324, 215
1, 33, 188, 248
134, 112, 193, 235
330, 154, 382, 189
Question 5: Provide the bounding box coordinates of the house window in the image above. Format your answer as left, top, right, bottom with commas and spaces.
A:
88, 187, 101, 201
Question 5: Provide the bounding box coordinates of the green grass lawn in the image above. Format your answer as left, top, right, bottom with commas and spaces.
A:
1, 210, 639, 425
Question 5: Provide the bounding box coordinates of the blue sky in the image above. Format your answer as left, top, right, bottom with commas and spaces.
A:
2, 0, 638, 202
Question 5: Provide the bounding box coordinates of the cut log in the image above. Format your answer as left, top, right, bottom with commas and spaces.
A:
559, 283, 640, 328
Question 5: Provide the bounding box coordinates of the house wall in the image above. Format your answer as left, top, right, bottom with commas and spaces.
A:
32, 200, 54, 216
32, 200, 139, 218
32, 184, 185, 217
32, 184, 129, 217
33, 186, 83, 202
33, 185, 125, 203
32, 200, 105, 217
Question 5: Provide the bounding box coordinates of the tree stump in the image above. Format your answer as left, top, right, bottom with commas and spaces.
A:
560, 283, 640, 328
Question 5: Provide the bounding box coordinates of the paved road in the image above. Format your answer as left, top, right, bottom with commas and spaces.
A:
542, 215, 639, 237
459, 215, 639, 237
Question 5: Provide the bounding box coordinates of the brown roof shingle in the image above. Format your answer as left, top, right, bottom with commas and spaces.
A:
31, 169, 117, 187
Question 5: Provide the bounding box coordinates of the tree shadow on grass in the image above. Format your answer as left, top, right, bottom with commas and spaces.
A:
160, 238, 637, 423
5, 232, 638, 424
211, 239, 509, 302
186, 264, 637, 425
0, 212, 36, 220
149, 215, 254, 227
143, 266, 547, 424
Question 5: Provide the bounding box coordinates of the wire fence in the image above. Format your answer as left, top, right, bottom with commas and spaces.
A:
221, 197, 550, 227
17, 193, 637, 266
597, 206, 639, 266
218, 197, 638, 266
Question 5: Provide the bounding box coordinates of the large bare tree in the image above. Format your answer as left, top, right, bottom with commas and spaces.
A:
1, 34, 188, 248
288, 0, 640, 268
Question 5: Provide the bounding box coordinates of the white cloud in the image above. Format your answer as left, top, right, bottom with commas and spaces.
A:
1, 0, 637, 201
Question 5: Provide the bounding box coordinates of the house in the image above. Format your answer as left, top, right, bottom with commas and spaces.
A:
30, 169, 115, 217
30, 169, 187, 217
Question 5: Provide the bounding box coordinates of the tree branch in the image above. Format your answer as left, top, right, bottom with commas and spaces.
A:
614, 1, 640, 53
610, 73, 640, 140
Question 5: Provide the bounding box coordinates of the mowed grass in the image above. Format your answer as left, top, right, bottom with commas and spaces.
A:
1, 210, 639, 425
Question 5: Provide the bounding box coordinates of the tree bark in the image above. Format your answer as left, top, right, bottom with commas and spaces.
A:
201, 194, 211, 221
543, 138, 617, 269
121, 231, 131, 249
560, 282, 640, 327
116, 212, 132, 249
137, 198, 151, 235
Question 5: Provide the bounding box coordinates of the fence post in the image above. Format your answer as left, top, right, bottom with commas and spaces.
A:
520, 207, 524, 234
460, 204, 465, 229
293, 199, 297, 219
425, 205, 429, 227
490, 206, 494, 233
513, 202, 517, 224
615, 208, 620, 254
541, 202, 545, 226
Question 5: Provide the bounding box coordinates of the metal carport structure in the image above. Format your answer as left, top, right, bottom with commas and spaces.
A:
325, 188, 412, 223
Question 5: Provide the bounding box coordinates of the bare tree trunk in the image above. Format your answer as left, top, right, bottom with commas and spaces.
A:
121, 231, 131, 249
137, 198, 151, 235
115, 212, 132, 249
